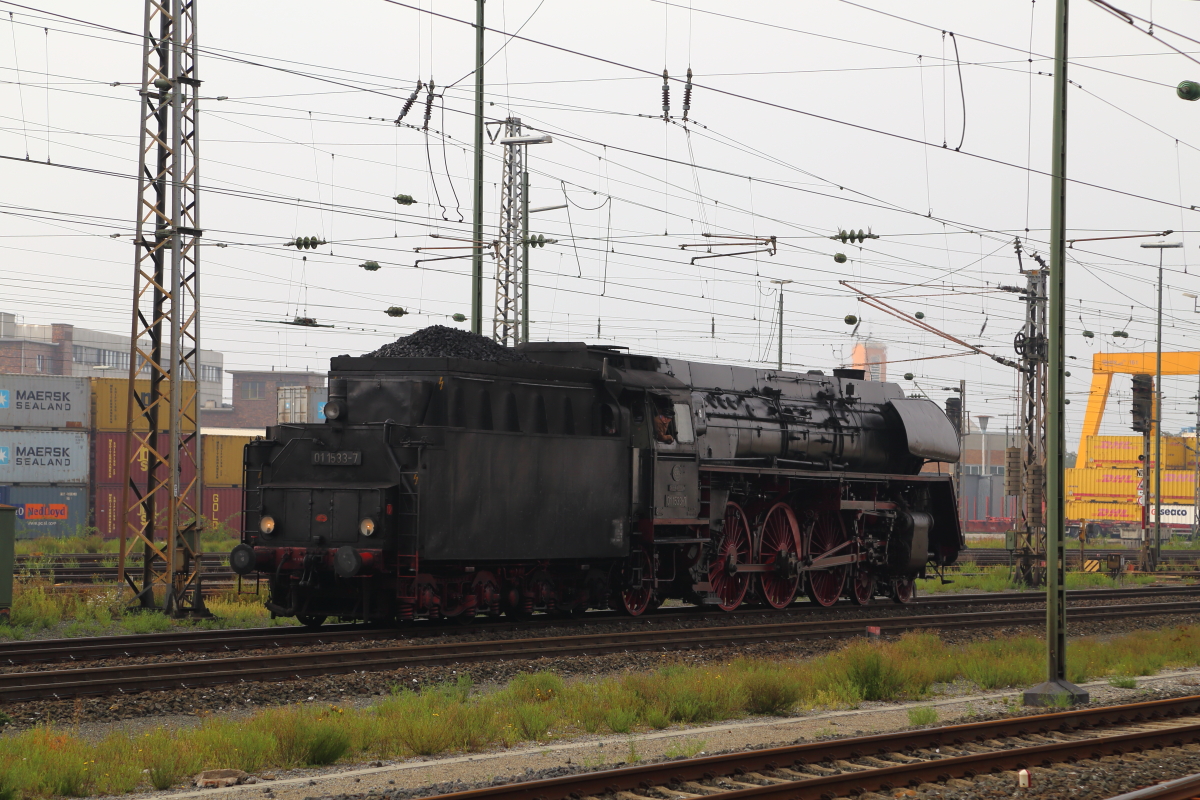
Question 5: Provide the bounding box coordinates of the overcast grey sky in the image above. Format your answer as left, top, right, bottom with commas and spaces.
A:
1, 0, 1198, 446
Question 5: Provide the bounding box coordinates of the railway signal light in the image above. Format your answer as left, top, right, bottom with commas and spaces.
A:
1131, 374, 1153, 433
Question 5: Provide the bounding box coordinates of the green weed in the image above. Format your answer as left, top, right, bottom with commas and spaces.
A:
1108, 675, 1138, 689
907, 706, 938, 726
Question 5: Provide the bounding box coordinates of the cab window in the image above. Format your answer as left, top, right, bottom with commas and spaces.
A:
672, 403, 694, 443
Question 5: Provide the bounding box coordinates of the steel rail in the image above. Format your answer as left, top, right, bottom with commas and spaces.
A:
1104, 772, 1200, 800
1, 601, 1197, 702
2, 585, 1197, 667
418, 695, 1200, 800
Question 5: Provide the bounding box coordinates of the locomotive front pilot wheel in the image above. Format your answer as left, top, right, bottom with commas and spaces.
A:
849, 570, 876, 605
755, 502, 801, 609
892, 576, 916, 604
804, 511, 847, 608
709, 501, 752, 611
618, 549, 655, 616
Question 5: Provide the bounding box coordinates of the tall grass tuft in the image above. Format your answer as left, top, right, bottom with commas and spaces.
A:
841, 642, 905, 701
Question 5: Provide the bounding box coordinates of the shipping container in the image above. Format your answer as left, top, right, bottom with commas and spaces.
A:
277, 385, 327, 424
1066, 467, 1197, 503
0, 484, 89, 539
93, 431, 197, 487
93, 483, 160, 539
0, 375, 91, 429
91, 377, 197, 433
202, 486, 244, 531
1085, 434, 1186, 468
0, 430, 89, 484
1065, 500, 1143, 524
201, 434, 251, 487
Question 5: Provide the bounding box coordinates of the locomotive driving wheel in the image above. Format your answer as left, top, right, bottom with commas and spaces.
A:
709, 501, 752, 611
805, 511, 847, 608
755, 502, 801, 609
296, 614, 327, 629
618, 549, 655, 616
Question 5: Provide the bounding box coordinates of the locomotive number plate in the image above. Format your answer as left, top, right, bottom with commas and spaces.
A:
312, 450, 361, 466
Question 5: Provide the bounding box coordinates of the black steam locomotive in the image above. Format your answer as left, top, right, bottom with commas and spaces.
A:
230, 340, 962, 625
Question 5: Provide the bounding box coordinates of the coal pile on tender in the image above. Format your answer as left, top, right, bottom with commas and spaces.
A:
365, 325, 530, 362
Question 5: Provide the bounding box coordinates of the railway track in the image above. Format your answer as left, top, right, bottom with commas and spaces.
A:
3, 584, 1197, 667
1107, 771, 1200, 800
417, 695, 1200, 800
2, 599, 1197, 702
965, 547, 1200, 567
2, 585, 1197, 667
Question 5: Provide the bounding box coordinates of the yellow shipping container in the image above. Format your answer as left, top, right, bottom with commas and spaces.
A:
1085, 434, 1186, 468
202, 434, 251, 487
1065, 500, 1143, 524
91, 378, 197, 433
1066, 467, 1196, 503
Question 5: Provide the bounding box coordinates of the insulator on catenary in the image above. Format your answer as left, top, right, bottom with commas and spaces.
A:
395, 81, 424, 125
711, 316, 715, 337
682, 67, 693, 121
597, 318, 601, 337
422, 80, 436, 131
662, 69, 670, 120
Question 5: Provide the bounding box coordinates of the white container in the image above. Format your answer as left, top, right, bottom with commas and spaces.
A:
0, 430, 90, 484
0, 375, 90, 429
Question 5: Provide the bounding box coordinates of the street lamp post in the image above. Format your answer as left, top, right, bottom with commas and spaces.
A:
1141, 241, 1183, 562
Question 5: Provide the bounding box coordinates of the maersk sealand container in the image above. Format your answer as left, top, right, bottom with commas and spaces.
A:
0, 430, 90, 484
0, 375, 90, 429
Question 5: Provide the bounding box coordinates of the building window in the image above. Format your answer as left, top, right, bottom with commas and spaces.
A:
200, 365, 221, 383
241, 381, 266, 400
964, 465, 982, 475
35, 354, 44, 372
988, 466, 1006, 476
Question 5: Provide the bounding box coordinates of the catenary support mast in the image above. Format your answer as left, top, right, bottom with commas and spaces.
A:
118, 0, 206, 618
470, 0, 485, 334
1024, 0, 1086, 705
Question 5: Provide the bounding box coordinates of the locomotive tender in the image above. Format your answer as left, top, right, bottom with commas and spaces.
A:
230, 341, 963, 625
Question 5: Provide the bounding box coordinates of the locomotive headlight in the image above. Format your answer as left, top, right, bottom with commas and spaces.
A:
259, 515, 276, 535
359, 517, 376, 536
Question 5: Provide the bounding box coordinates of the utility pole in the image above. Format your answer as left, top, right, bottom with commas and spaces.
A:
470, 0, 485, 335
521, 170, 530, 343
1024, 0, 1086, 706
1194, 374, 1199, 539
119, 0, 207, 618
769, 279, 792, 369
494, 118, 526, 345
1004, 252, 1048, 587
1141, 240, 1182, 562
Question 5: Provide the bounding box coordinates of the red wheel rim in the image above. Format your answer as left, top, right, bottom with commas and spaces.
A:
620, 550, 655, 616
756, 502, 800, 609
805, 513, 847, 607
892, 577, 915, 604
849, 570, 875, 605
709, 501, 751, 611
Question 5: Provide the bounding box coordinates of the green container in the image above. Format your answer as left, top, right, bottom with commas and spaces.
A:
0, 505, 13, 621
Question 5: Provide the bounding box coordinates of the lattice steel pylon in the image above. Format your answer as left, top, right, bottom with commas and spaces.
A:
1010, 248, 1048, 588
493, 118, 526, 346
117, 0, 207, 617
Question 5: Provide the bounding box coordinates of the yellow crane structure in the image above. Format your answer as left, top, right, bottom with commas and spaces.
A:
1077, 351, 1200, 465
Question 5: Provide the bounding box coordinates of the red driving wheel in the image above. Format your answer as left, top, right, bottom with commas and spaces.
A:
755, 502, 801, 609
805, 512, 847, 607
709, 501, 752, 611
892, 576, 916, 604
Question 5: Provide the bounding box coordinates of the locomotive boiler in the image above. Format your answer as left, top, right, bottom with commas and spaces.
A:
230, 337, 962, 625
